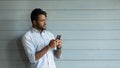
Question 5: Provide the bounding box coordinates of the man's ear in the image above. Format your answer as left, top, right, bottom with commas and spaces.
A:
33, 20, 36, 26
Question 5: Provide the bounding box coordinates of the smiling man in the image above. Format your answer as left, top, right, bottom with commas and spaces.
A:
22, 8, 62, 68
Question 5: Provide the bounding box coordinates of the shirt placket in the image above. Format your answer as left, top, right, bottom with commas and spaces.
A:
40, 33, 51, 68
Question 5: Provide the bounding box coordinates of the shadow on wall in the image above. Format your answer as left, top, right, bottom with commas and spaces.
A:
7, 36, 30, 68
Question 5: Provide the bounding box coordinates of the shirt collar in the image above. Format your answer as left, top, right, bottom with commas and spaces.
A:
31, 27, 45, 33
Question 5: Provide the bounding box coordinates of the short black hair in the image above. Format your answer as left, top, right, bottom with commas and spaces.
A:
31, 8, 47, 23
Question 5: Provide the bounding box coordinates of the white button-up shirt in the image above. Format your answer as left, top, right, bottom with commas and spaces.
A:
22, 28, 56, 68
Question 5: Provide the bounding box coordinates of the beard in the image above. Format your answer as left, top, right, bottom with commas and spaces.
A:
36, 23, 46, 31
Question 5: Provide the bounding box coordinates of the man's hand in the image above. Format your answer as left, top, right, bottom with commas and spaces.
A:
54, 39, 62, 59
48, 39, 56, 49
56, 39, 62, 48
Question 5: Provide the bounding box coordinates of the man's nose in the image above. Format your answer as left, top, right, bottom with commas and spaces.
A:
43, 19, 46, 25
44, 22, 46, 25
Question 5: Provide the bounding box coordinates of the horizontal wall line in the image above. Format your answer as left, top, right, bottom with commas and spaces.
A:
1, 9, 120, 11
2, 29, 120, 31
0, 0, 92, 1
48, 19, 120, 21
1, 59, 120, 61
1, 49, 120, 51
2, 39, 120, 41
56, 59, 120, 61
1, 19, 120, 21
62, 49, 120, 51
1, 0, 117, 1
64, 39, 120, 40
1, 39, 120, 41
0, 48, 120, 52
49, 29, 120, 31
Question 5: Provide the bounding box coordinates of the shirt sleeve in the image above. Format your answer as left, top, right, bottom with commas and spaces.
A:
22, 35, 37, 63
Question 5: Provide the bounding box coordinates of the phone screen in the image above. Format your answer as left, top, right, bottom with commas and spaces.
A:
56, 35, 61, 40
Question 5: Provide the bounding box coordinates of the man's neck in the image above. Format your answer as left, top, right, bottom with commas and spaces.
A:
33, 26, 42, 33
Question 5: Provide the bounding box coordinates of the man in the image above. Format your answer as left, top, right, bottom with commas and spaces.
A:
22, 8, 62, 68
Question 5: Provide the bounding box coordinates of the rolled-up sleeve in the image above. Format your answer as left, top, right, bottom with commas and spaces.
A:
22, 35, 37, 63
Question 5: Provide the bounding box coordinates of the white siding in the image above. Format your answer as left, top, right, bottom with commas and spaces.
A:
0, 0, 120, 68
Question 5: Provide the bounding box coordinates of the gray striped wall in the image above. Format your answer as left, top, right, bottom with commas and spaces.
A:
0, 0, 120, 68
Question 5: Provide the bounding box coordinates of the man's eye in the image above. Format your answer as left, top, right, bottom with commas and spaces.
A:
40, 20, 46, 22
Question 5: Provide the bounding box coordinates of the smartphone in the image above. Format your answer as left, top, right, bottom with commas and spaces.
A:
56, 35, 62, 40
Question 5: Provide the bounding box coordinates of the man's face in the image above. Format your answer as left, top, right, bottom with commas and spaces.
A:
35, 14, 47, 30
